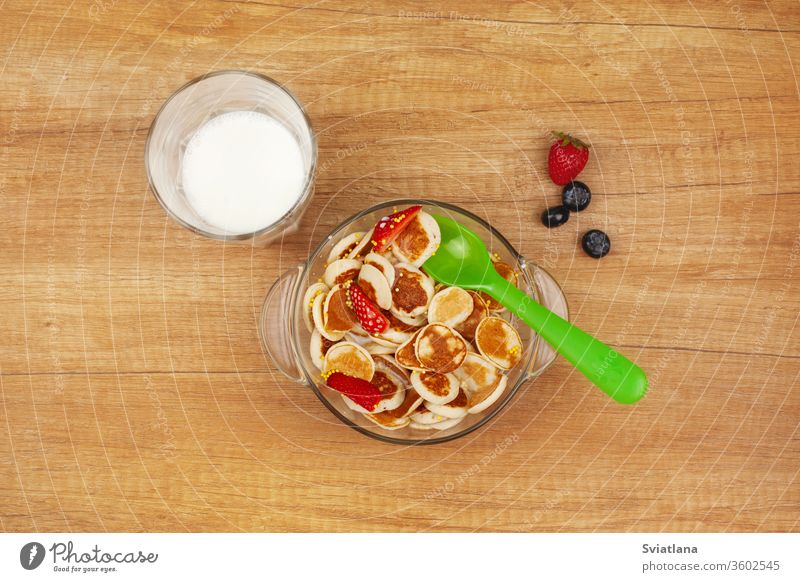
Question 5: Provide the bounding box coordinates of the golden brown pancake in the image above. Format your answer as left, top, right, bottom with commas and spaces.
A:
426, 387, 469, 419
395, 329, 426, 370
414, 323, 467, 374
454, 291, 489, 341
358, 263, 392, 309
391, 211, 441, 266
323, 258, 362, 287
453, 352, 501, 392
391, 263, 433, 318
310, 329, 338, 370
474, 317, 523, 370
302, 282, 329, 332
363, 252, 395, 285
410, 370, 459, 404
323, 285, 357, 334
467, 375, 508, 414
327, 232, 366, 263
427, 286, 473, 327
323, 342, 375, 381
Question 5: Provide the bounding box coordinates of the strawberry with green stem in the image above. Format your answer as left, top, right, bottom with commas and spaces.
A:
548, 132, 590, 185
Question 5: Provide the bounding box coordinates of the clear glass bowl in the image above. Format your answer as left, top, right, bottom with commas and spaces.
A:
145, 70, 317, 244
259, 199, 569, 445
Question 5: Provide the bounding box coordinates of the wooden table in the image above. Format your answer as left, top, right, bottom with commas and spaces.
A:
1, 0, 798, 532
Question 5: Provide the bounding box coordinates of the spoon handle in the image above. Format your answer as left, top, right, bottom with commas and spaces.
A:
484, 277, 647, 404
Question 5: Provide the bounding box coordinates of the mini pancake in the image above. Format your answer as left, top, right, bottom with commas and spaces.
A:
363, 252, 395, 286
327, 231, 366, 263
347, 227, 374, 259
312, 292, 345, 341
479, 260, 518, 312
394, 329, 426, 371
427, 286, 473, 327
474, 317, 523, 370
389, 309, 427, 328
358, 263, 392, 310
410, 416, 465, 431
341, 357, 405, 414
323, 259, 362, 287
376, 310, 419, 345
391, 211, 441, 266
467, 375, 508, 414
426, 387, 469, 419
454, 291, 489, 341
366, 386, 423, 428
370, 357, 408, 412
364, 342, 396, 356
364, 413, 410, 430
414, 323, 467, 374
390, 263, 434, 318
323, 341, 375, 381
322, 284, 357, 336
410, 370, 459, 405
310, 329, 338, 370
453, 352, 502, 393
409, 404, 449, 425
302, 282, 329, 332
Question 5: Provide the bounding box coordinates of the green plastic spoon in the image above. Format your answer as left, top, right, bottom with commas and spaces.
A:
423, 214, 647, 404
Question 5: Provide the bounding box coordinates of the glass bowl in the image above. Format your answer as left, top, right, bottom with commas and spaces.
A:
259, 199, 569, 445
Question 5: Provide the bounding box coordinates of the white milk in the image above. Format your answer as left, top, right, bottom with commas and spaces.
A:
181, 110, 306, 235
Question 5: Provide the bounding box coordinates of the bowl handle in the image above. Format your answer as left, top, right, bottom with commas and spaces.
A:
517, 257, 570, 380
259, 264, 306, 383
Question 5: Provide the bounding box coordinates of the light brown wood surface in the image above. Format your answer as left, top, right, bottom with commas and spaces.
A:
1, 0, 799, 532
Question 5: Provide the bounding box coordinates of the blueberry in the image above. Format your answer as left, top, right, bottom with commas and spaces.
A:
541, 205, 570, 228
581, 229, 611, 258
562, 181, 592, 212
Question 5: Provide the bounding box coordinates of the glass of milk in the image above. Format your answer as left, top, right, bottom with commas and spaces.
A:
145, 70, 316, 243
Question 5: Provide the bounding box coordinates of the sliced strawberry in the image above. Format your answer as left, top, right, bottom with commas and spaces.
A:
347, 282, 389, 334
369, 205, 422, 252
325, 372, 382, 411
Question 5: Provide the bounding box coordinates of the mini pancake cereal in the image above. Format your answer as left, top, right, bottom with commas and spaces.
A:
327, 232, 366, 263
453, 290, 489, 341
358, 263, 393, 310
410, 370, 459, 405
427, 286, 473, 327
322, 284, 357, 336
426, 387, 469, 419
453, 352, 502, 393
475, 317, 523, 370
300, 204, 531, 434
391, 263, 434, 319
391, 211, 441, 266
323, 258, 362, 287
415, 323, 467, 374
467, 375, 508, 414
347, 227, 374, 259
302, 282, 329, 332
312, 292, 344, 341
323, 342, 375, 381
395, 329, 426, 371
409, 416, 465, 431
366, 387, 423, 430
363, 252, 395, 285
343, 356, 406, 414
310, 329, 337, 370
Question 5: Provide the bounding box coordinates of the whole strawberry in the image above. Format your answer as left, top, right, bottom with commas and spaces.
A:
548, 131, 589, 185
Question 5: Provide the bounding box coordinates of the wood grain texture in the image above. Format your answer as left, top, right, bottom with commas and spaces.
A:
1, 0, 798, 532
